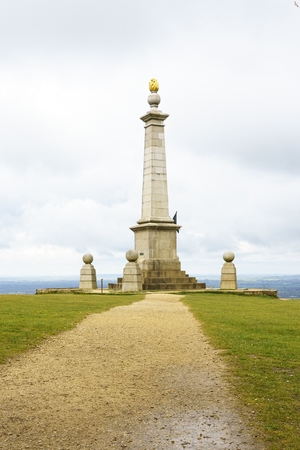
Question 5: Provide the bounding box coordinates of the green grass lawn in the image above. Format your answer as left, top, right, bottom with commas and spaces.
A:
182, 292, 300, 450
0, 293, 144, 364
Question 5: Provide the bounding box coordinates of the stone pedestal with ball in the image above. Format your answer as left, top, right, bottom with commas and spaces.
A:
79, 253, 97, 290
122, 250, 143, 292
220, 251, 237, 290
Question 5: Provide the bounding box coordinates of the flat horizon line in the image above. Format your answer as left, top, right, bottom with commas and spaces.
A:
0, 274, 299, 281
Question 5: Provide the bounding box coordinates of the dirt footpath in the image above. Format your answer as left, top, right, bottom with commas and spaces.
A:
0, 294, 264, 449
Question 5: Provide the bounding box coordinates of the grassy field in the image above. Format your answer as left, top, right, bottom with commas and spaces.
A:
0, 293, 144, 364
182, 292, 300, 450
1, 291, 299, 448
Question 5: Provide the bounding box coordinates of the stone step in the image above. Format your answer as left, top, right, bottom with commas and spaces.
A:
142, 282, 206, 291
141, 270, 189, 279
108, 282, 122, 290
143, 277, 198, 284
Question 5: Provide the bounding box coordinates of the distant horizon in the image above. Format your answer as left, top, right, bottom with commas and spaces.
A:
0, 274, 299, 281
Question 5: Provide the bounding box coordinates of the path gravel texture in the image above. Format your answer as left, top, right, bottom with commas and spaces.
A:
0, 294, 265, 449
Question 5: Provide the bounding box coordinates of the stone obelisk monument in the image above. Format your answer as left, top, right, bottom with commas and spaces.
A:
129, 79, 205, 291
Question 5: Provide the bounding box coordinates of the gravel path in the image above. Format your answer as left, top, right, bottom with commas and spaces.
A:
0, 294, 264, 449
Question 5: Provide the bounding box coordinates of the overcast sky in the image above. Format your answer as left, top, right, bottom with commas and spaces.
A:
0, 0, 299, 278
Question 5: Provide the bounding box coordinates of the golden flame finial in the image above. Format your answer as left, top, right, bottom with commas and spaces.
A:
149, 78, 159, 93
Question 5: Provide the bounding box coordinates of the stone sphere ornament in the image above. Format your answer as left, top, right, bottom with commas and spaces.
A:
148, 92, 161, 108
223, 251, 235, 263
126, 250, 139, 262
82, 253, 93, 264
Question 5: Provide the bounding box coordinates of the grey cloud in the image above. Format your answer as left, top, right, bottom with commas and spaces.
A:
1, 0, 283, 59
0, 0, 299, 276
0, 0, 199, 58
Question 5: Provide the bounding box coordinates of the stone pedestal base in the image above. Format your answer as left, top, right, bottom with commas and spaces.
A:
122, 262, 143, 292
220, 262, 237, 290
125, 221, 206, 291
131, 222, 180, 263
79, 264, 97, 290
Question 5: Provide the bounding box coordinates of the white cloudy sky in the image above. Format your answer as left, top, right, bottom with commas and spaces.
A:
0, 0, 299, 278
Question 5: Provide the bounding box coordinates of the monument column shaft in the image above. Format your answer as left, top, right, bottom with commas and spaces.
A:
138, 112, 173, 224
130, 81, 181, 274
125, 79, 206, 291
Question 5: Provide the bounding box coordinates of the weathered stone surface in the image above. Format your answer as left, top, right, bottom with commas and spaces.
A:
79, 263, 97, 290
122, 261, 143, 292
220, 262, 237, 290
